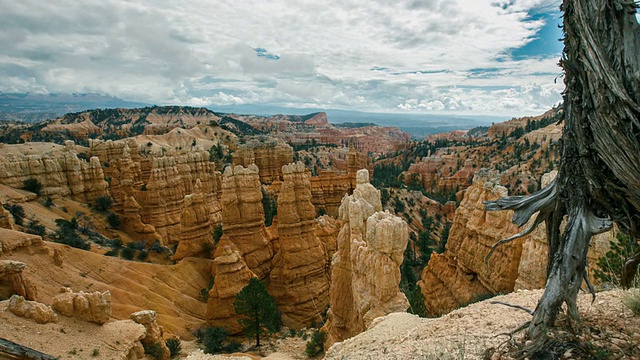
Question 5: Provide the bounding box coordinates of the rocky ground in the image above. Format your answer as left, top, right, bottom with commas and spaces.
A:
325, 289, 640, 360
1, 279, 638, 359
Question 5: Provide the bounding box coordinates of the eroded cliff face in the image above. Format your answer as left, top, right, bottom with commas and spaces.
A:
417, 170, 524, 316
309, 146, 360, 217
418, 169, 615, 315
232, 139, 294, 184
174, 179, 215, 260
323, 169, 409, 346
269, 162, 330, 329
0, 141, 109, 202
89, 139, 223, 246
220, 164, 273, 278
0, 198, 14, 230
206, 244, 255, 334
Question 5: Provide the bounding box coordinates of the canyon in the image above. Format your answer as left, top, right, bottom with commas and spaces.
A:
0, 106, 632, 359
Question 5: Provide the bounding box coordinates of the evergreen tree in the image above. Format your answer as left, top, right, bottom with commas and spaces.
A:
234, 278, 280, 347
407, 285, 428, 318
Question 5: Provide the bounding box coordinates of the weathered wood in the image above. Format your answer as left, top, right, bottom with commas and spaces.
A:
485, 0, 640, 354
0, 338, 58, 360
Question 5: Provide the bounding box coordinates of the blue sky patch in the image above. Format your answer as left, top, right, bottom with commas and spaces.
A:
510, 6, 564, 60
254, 48, 281, 60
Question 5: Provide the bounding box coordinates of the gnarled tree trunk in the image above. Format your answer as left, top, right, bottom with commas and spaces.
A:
485, 0, 640, 351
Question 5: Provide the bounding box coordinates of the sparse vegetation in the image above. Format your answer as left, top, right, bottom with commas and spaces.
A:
55, 217, 91, 250
202, 326, 241, 354
4, 203, 25, 225
106, 212, 121, 229
594, 233, 639, 286
143, 342, 166, 360
304, 330, 327, 358
165, 337, 182, 358
622, 289, 640, 316
94, 195, 114, 212
262, 188, 277, 227
208, 225, 222, 245
25, 217, 46, 236
22, 178, 42, 196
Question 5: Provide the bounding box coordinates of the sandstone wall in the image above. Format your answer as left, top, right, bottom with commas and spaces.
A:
417, 170, 525, 316
220, 165, 272, 278
269, 162, 330, 329
0, 141, 109, 201
174, 180, 215, 260
232, 139, 294, 184
418, 169, 616, 316
89, 139, 222, 247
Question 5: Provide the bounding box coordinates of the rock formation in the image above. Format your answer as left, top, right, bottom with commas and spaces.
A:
417, 169, 616, 315
130, 310, 170, 360
269, 162, 330, 328
232, 139, 294, 184
0, 141, 109, 201
121, 195, 163, 245
417, 170, 525, 316
7, 295, 57, 324
315, 215, 340, 262
52, 288, 112, 324
174, 180, 215, 260
0, 260, 37, 301
206, 244, 255, 334
0, 199, 14, 230
323, 169, 409, 345
310, 171, 353, 218
88, 139, 223, 246
220, 165, 272, 278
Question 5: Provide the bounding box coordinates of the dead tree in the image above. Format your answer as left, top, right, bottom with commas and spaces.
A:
485, 0, 640, 350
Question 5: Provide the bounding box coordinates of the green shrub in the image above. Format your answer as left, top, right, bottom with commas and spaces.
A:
304, 330, 326, 358
23, 178, 42, 196
127, 240, 146, 251
212, 224, 223, 244
106, 212, 121, 229
143, 343, 166, 360
165, 337, 182, 358
137, 250, 149, 261
203, 326, 232, 354
199, 288, 209, 302
94, 196, 114, 212
54, 217, 90, 250
56, 232, 91, 250
595, 232, 639, 286
193, 327, 206, 343
105, 249, 120, 257
26, 218, 46, 237
4, 204, 25, 225
121, 247, 135, 260
44, 196, 53, 208
407, 285, 428, 317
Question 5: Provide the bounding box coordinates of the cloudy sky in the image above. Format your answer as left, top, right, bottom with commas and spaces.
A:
1, 0, 568, 116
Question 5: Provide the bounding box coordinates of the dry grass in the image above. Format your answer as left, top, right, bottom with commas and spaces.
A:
621, 288, 640, 316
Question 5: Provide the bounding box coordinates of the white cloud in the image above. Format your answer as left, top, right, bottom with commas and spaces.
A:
0, 0, 566, 116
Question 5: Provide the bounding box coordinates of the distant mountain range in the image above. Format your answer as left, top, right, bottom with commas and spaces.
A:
0, 92, 508, 138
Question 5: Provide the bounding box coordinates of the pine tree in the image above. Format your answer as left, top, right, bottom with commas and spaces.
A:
234, 278, 280, 347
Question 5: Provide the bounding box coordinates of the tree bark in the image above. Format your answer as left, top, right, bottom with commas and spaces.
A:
485, 0, 640, 351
